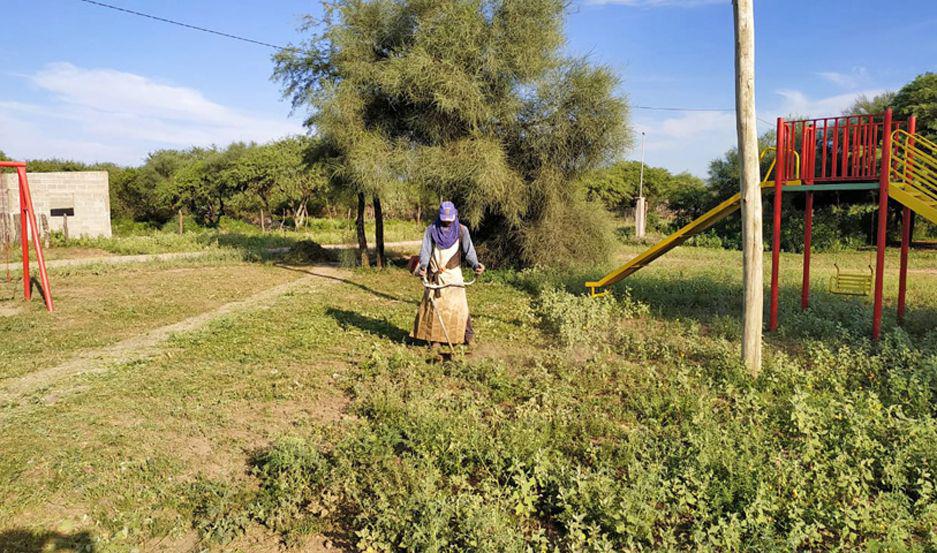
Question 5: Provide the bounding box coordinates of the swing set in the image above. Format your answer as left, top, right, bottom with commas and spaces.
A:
0, 161, 54, 312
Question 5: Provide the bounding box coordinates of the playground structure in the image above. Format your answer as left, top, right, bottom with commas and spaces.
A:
0, 161, 54, 312
586, 108, 937, 340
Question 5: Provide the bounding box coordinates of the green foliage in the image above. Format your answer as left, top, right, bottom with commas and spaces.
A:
894, 72, 937, 143
199, 300, 937, 550
189, 480, 253, 545
844, 91, 896, 116
535, 287, 648, 347
581, 161, 705, 217
275, 0, 631, 268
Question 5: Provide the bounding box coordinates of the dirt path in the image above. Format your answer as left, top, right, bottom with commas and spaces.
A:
0, 265, 349, 407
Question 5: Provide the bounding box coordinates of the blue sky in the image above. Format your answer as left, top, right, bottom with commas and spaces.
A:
1, 0, 935, 177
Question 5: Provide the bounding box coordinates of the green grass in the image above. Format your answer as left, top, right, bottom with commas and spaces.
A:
3, 217, 424, 263
0, 244, 935, 551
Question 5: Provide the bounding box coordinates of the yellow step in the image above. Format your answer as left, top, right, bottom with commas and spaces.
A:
890, 182, 937, 225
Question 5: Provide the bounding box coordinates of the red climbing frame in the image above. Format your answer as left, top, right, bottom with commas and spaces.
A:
1, 161, 54, 312
768, 108, 916, 340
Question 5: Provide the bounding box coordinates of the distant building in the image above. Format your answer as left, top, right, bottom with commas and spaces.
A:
0, 171, 112, 240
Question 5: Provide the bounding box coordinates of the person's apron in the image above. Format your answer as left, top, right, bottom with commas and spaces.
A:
412, 239, 469, 344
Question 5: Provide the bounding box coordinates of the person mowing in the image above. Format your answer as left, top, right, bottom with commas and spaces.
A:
412, 201, 485, 346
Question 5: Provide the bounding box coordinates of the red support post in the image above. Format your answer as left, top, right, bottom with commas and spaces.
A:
801, 191, 813, 310
769, 118, 785, 332
897, 115, 916, 325
871, 108, 893, 340
19, 174, 30, 301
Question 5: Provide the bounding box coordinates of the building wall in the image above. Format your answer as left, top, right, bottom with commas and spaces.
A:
0, 171, 112, 239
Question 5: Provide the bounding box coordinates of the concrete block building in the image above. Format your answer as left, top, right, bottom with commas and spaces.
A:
0, 171, 112, 240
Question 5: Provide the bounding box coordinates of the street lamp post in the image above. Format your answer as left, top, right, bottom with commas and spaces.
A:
635, 131, 647, 239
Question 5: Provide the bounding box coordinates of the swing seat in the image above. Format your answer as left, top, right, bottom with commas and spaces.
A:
829, 264, 873, 296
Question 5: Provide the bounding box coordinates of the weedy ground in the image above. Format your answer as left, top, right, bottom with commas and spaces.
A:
0, 243, 936, 552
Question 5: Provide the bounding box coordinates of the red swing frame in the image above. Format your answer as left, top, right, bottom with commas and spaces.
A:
1, 161, 54, 312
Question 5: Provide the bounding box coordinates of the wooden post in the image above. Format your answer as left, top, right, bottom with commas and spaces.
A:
178, 209, 184, 235
40, 214, 50, 250
62, 212, 69, 243
733, 0, 762, 373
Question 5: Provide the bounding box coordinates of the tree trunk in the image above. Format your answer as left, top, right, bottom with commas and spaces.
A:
373, 195, 385, 268
356, 192, 370, 267
734, 0, 763, 374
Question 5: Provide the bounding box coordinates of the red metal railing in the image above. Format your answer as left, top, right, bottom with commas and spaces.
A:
778, 114, 909, 184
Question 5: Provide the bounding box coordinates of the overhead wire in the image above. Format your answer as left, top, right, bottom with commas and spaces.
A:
74, 0, 288, 51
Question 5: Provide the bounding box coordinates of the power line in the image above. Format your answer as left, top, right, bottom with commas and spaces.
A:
634, 105, 774, 126
75, 0, 287, 51
70, 1, 777, 130
633, 105, 733, 112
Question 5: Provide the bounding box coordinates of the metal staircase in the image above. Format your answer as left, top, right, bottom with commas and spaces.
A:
891, 129, 937, 225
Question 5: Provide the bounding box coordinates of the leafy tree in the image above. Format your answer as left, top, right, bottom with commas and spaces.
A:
894, 72, 937, 143
843, 92, 895, 116
223, 141, 281, 230
274, 0, 630, 268
275, 136, 332, 228
581, 161, 676, 214
171, 144, 248, 227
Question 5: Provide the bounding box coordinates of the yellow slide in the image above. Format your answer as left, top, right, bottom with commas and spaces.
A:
585, 180, 774, 295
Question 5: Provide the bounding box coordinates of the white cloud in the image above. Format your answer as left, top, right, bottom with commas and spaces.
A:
631, 110, 739, 176
0, 62, 303, 164
814, 66, 870, 89
775, 88, 886, 118
586, 0, 726, 6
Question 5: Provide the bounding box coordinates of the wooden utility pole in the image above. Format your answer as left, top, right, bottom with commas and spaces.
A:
733, 0, 763, 373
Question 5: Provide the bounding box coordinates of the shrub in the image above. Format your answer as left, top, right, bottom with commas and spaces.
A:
534, 287, 649, 347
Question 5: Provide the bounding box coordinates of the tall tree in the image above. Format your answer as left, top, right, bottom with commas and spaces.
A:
894, 72, 937, 143
273, 0, 630, 268
844, 91, 896, 116
733, 0, 762, 374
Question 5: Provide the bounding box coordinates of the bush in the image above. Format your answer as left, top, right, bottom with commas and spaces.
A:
534, 287, 648, 347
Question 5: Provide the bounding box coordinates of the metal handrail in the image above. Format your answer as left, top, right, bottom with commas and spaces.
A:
759, 146, 801, 185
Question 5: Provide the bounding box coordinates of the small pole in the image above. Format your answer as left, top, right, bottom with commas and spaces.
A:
635, 131, 647, 239
178, 209, 184, 235
62, 212, 69, 243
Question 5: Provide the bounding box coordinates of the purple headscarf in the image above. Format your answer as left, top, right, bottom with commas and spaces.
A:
430, 201, 460, 249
